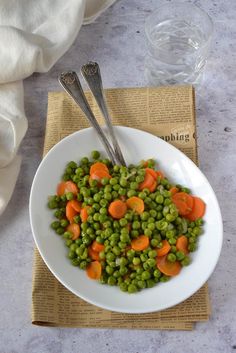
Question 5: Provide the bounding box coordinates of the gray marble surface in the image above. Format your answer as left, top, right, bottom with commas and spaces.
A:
0, 0, 236, 352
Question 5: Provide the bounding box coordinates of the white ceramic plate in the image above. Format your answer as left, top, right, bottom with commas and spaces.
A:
29, 126, 223, 313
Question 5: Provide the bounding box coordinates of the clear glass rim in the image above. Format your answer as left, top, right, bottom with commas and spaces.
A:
145, 2, 213, 49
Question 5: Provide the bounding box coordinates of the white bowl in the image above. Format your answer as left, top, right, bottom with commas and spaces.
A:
29, 126, 223, 313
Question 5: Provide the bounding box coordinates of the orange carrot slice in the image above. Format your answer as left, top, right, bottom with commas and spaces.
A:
91, 240, 105, 253
67, 223, 80, 240
66, 200, 81, 223
108, 200, 127, 219
156, 255, 181, 276
172, 192, 194, 216
57, 181, 78, 196
90, 169, 111, 182
145, 168, 158, 180
86, 261, 102, 280
126, 196, 144, 214
176, 235, 189, 255
88, 246, 100, 261
80, 206, 90, 223
131, 235, 149, 251
185, 196, 206, 221
138, 171, 155, 191
90, 162, 109, 175
156, 239, 171, 257
149, 180, 157, 193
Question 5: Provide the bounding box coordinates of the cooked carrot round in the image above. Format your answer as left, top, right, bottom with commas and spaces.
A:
176, 235, 189, 255
156, 239, 171, 257
90, 169, 111, 182
57, 181, 78, 196
66, 200, 81, 223
90, 162, 109, 175
88, 246, 100, 261
138, 171, 155, 191
67, 223, 80, 240
126, 196, 144, 214
185, 196, 206, 221
131, 235, 149, 251
172, 192, 194, 216
156, 255, 181, 276
86, 261, 102, 280
80, 206, 90, 223
91, 240, 105, 253
108, 200, 127, 219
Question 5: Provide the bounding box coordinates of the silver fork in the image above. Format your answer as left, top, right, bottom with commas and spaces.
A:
81, 62, 126, 166
58, 70, 126, 166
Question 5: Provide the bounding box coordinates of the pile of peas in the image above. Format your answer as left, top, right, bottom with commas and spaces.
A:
48, 151, 204, 293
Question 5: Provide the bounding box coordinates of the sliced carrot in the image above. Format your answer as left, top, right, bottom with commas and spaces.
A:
149, 180, 157, 193
156, 255, 181, 276
91, 240, 105, 253
170, 187, 179, 196
145, 168, 158, 180
86, 261, 102, 280
80, 206, 90, 223
57, 181, 78, 196
66, 200, 81, 223
185, 196, 206, 221
67, 223, 80, 240
90, 162, 109, 175
126, 196, 144, 214
90, 169, 111, 182
69, 200, 81, 212
138, 171, 155, 191
176, 235, 189, 255
88, 246, 100, 261
172, 192, 194, 216
108, 200, 127, 219
131, 235, 149, 251
156, 239, 171, 257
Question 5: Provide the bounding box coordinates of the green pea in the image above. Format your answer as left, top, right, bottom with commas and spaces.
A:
68, 250, 76, 259
56, 227, 64, 235
140, 211, 149, 221
147, 223, 155, 231
141, 271, 151, 280
147, 258, 156, 268
118, 188, 126, 196
168, 238, 176, 245
148, 250, 157, 258
154, 269, 161, 278
144, 229, 152, 237
120, 233, 130, 243
120, 257, 128, 266
71, 258, 80, 266
181, 256, 191, 266
151, 238, 159, 247
93, 193, 101, 202
128, 284, 138, 293
51, 221, 61, 230
106, 266, 114, 275
133, 257, 141, 265
147, 279, 156, 288
132, 221, 141, 230
79, 261, 87, 270
119, 218, 128, 227
140, 254, 148, 262
167, 253, 176, 262
137, 280, 146, 289
188, 243, 197, 252
156, 195, 164, 204
48, 200, 58, 209
91, 150, 100, 159
108, 276, 116, 286
119, 283, 128, 292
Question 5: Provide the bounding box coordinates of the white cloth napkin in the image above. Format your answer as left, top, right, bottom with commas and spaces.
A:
0, 0, 116, 216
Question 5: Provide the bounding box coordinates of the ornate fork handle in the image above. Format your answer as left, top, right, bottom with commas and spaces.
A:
81, 62, 126, 166
58, 71, 119, 165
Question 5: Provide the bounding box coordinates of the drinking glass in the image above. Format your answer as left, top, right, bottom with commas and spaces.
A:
145, 2, 213, 85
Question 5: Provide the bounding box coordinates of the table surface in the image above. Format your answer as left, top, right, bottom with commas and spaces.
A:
1, 1, 236, 352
